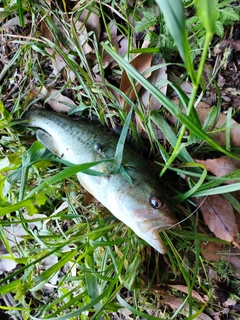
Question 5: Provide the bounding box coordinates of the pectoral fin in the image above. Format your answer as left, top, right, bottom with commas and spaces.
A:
36, 129, 60, 156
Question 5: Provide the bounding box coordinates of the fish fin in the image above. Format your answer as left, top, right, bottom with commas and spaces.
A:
36, 130, 60, 156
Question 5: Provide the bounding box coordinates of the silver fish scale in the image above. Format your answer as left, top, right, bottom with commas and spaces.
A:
19, 109, 177, 254
27, 110, 151, 171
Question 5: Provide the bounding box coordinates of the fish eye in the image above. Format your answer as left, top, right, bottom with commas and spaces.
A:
150, 196, 163, 209
94, 143, 102, 151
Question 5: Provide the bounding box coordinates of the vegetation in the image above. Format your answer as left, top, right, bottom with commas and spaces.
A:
0, 0, 240, 319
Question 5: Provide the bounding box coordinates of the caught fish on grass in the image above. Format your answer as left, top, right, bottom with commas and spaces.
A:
17, 109, 176, 253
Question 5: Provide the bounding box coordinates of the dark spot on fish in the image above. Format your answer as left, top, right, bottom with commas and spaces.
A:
61, 153, 64, 158
150, 196, 163, 209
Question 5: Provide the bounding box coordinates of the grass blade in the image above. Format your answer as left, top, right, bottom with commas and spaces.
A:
155, 0, 196, 82
101, 43, 238, 160
195, 0, 219, 34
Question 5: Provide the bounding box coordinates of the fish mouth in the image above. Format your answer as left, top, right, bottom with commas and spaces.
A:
137, 219, 173, 254
137, 217, 177, 234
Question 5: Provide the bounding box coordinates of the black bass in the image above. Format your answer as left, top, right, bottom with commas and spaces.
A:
19, 109, 176, 253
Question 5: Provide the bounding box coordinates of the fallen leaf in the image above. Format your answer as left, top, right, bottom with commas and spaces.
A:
160, 298, 211, 319
139, 58, 167, 111
196, 101, 240, 146
92, 74, 119, 102
119, 53, 152, 109
46, 48, 69, 74
136, 59, 167, 138
195, 195, 238, 244
83, 192, 99, 204
46, 89, 77, 112
194, 156, 240, 203
196, 312, 213, 320
160, 297, 182, 310
1, 16, 30, 31
217, 73, 226, 88
168, 284, 205, 303
222, 248, 240, 279
71, 21, 92, 55
0, 222, 39, 274
108, 21, 118, 38
214, 39, 240, 55
200, 242, 225, 262
31, 86, 77, 112
180, 81, 193, 95
195, 156, 240, 181
3, 224, 31, 248
43, 19, 92, 81
0, 254, 17, 274
79, 8, 101, 42
41, 20, 52, 41
41, 255, 59, 285
171, 100, 240, 146
223, 297, 237, 307
102, 35, 128, 68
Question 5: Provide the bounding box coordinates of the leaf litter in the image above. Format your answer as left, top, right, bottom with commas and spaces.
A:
1, 1, 240, 319
195, 194, 238, 244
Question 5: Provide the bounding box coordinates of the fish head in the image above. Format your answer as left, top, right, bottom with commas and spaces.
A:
110, 169, 177, 254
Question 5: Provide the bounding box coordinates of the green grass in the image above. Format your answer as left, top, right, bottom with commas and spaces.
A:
0, 0, 240, 319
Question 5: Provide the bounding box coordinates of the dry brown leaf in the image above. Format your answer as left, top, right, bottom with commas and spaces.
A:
102, 35, 128, 68
31, 86, 76, 112
2, 16, 30, 31
46, 48, 69, 75
0, 221, 44, 274
79, 9, 101, 42
200, 242, 225, 262
139, 58, 167, 111
43, 89, 76, 113
72, 21, 92, 55
180, 81, 193, 95
195, 156, 240, 202
119, 53, 152, 109
160, 297, 182, 310
108, 21, 118, 38
115, 36, 128, 56
168, 284, 205, 303
202, 245, 240, 279
135, 59, 167, 138
43, 18, 92, 81
195, 195, 238, 244
101, 20, 128, 68
196, 313, 214, 320
223, 297, 237, 308
195, 156, 240, 179
41, 255, 59, 284
83, 192, 99, 204
214, 39, 240, 55
171, 100, 240, 146
93, 74, 119, 102
196, 101, 240, 146
41, 20, 52, 41
134, 113, 164, 140
222, 248, 240, 279
160, 298, 211, 319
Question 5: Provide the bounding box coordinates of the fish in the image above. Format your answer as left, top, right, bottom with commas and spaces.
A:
18, 109, 176, 253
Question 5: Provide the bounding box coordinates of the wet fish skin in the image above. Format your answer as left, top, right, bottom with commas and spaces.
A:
20, 109, 176, 253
